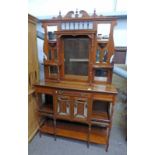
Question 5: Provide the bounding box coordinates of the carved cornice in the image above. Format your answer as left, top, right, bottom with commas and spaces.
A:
49, 10, 117, 20
40, 10, 125, 23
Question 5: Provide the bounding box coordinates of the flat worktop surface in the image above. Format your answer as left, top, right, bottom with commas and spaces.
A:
34, 80, 117, 94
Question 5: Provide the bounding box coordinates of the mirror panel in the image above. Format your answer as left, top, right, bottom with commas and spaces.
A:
97, 23, 111, 40
47, 26, 57, 40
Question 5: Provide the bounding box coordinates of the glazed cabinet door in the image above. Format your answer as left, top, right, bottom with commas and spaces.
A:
56, 95, 72, 119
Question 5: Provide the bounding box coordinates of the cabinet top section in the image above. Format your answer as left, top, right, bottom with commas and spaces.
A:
34, 80, 117, 94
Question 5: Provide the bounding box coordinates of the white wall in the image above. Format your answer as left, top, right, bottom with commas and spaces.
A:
28, 0, 121, 18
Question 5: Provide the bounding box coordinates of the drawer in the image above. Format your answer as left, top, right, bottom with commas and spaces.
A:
35, 86, 54, 95
93, 93, 114, 102
56, 90, 90, 98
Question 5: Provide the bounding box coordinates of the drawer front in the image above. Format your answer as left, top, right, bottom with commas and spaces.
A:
35, 87, 54, 95
93, 93, 114, 102
56, 90, 90, 98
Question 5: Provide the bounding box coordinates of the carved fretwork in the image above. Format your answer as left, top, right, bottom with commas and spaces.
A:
64, 11, 74, 18
49, 9, 118, 21
79, 10, 89, 18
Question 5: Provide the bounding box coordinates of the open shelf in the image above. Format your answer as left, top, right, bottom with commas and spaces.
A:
91, 100, 110, 126
91, 111, 110, 127
97, 40, 108, 44
39, 103, 53, 114
44, 60, 61, 66
38, 94, 54, 117
93, 64, 113, 69
92, 111, 110, 122
40, 119, 108, 144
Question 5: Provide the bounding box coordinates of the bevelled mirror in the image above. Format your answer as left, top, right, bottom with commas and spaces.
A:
47, 26, 57, 40
97, 23, 111, 41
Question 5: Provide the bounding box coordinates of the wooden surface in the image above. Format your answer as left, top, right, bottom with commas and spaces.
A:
34, 80, 117, 94
28, 95, 38, 141
40, 119, 108, 144
28, 14, 39, 141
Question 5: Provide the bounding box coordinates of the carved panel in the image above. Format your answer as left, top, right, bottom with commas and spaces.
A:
51, 9, 114, 20
64, 11, 74, 18
74, 98, 88, 119
57, 96, 71, 116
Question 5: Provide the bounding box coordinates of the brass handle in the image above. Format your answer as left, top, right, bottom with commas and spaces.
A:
58, 96, 69, 101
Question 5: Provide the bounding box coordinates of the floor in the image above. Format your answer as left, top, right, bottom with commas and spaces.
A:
28, 126, 127, 155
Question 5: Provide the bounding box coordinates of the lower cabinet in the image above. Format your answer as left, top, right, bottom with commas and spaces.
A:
35, 88, 116, 152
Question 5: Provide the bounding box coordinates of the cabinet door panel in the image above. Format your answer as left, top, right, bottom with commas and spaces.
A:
74, 98, 88, 120
57, 96, 71, 117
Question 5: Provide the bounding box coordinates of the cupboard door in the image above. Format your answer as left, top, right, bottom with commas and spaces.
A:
56, 95, 71, 118
64, 38, 89, 76
73, 97, 88, 121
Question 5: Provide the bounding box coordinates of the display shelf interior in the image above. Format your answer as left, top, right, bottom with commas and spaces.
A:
91, 111, 110, 123
92, 100, 110, 122
38, 94, 53, 114
39, 103, 53, 114
40, 119, 108, 144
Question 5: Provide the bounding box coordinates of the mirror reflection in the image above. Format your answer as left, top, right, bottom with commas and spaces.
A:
47, 26, 57, 40
97, 23, 111, 40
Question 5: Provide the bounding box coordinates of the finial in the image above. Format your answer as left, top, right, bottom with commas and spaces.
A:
59, 10, 61, 16
58, 10, 62, 19
76, 8, 78, 13
94, 8, 96, 17
75, 8, 78, 18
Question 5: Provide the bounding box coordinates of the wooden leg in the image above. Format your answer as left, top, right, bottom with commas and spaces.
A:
39, 131, 42, 138
105, 144, 109, 152
54, 119, 57, 141
87, 124, 91, 148
106, 127, 111, 152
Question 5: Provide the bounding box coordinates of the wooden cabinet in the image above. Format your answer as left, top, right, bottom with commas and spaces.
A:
34, 10, 118, 152
28, 14, 39, 141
